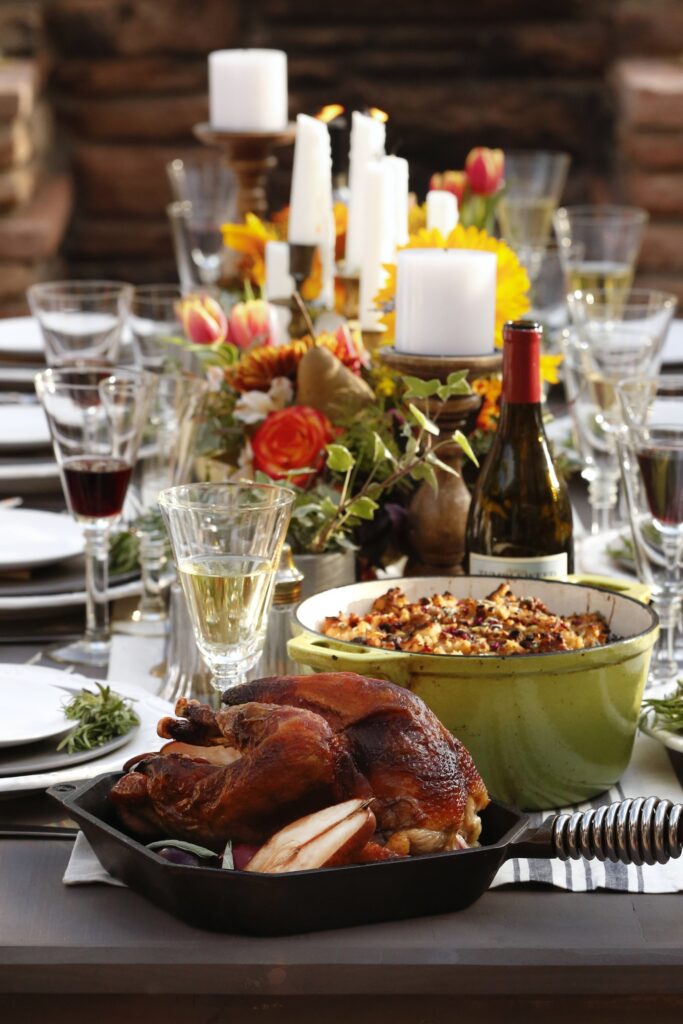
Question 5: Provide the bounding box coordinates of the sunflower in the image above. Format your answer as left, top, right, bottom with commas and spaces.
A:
228, 337, 315, 392
221, 213, 279, 288
375, 224, 531, 351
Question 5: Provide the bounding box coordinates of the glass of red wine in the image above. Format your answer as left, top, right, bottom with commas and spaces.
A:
618, 375, 683, 684
34, 366, 154, 667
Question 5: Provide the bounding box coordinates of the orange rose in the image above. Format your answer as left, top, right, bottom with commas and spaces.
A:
251, 405, 334, 488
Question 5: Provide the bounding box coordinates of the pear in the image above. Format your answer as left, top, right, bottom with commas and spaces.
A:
246, 798, 376, 873
296, 346, 375, 421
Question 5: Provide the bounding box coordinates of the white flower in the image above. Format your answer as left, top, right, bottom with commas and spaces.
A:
205, 365, 225, 393
234, 390, 277, 425
233, 377, 294, 424
268, 376, 293, 409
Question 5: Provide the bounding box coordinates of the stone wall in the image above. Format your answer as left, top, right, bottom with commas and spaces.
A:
3, 0, 683, 293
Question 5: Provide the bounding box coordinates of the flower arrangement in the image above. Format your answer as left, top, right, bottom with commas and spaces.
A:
176, 293, 477, 556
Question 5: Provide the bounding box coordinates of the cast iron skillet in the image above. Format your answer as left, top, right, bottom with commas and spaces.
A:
49, 774, 683, 936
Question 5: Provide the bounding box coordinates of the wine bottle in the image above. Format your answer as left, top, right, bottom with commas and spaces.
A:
465, 319, 574, 578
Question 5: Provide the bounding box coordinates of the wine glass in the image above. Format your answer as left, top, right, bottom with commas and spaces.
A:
567, 287, 677, 366
34, 366, 154, 667
120, 372, 208, 635
618, 376, 683, 684
553, 206, 648, 312
167, 199, 232, 290
129, 284, 187, 372
497, 150, 570, 282
27, 281, 133, 367
158, 482, 295, 691
166, 152, 236, 207
559, 325, 656, 535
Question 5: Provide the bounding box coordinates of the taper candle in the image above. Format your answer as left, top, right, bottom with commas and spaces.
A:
265, 241, 294, 300
426, 190, 458, 237
345, 111, 386, 273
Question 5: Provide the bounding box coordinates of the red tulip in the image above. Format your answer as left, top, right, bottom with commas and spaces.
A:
464, 148, 505, 196
227, 299, 278, 349
178, 293, 228, 345
429, 170, 467, 206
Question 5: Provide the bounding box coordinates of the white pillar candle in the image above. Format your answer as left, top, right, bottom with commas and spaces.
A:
288, 113, 332, 246
345, 111, 386, 273
265, 241, 294, 300
384, 154, 409, 250
208, 50, 288, 132
426, 190, 458, 237
359, 160, 393, 330
394, 248, 497, 356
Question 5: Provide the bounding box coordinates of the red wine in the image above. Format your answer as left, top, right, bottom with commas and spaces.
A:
636, 437, 683, 527
62, 457, 132, 519
466, 320, 574, 578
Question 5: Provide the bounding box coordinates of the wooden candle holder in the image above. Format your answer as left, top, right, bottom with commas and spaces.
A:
381, 347, 502, 576
194, 122, 296, 222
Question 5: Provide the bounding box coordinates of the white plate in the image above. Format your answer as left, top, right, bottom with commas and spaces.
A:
0, 404, 50, 451
0, 574, 143, 612
0, 671, 172, 795
0, 508, 84, 571
0, 665, 72, 747
661, 319, 683, 366
0, 316, 43, 358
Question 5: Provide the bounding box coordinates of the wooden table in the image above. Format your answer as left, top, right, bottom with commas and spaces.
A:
0, 645, 682, 1024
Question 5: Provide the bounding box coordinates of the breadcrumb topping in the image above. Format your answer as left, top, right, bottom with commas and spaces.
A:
321, 582, 612, 656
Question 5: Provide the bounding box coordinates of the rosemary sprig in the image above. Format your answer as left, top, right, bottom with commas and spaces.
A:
57, 684, 140, 753
642, 682, 683, 733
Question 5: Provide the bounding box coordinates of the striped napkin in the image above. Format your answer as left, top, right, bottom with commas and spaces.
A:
491, 730, 683, 893
64, 729, 683, 893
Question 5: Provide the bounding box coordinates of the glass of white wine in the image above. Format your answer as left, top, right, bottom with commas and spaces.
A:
496, 150, 570, 282
158, 482, 295, 691
554, 205, 648, 313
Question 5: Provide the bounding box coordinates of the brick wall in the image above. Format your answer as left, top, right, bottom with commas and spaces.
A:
5, 0, 683, 293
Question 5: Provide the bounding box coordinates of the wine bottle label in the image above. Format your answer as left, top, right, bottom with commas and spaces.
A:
469, 551, 568, 579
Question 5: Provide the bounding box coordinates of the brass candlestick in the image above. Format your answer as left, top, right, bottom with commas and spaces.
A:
194, 122, 296, 222
381, 347, 502, 576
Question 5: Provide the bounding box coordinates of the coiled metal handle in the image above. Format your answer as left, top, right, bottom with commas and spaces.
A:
552, 797, 683, 866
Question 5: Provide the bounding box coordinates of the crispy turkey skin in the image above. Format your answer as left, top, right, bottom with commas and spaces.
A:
110, 672, 489, 854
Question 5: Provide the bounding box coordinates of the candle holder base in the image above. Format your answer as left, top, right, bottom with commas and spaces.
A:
381, 347, 502, 575
194, 122, 296, 222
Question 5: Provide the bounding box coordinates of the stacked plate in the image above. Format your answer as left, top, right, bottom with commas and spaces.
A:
0, 663, 171, 796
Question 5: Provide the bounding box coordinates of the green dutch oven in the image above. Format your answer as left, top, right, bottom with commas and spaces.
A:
288, 574, 658, 810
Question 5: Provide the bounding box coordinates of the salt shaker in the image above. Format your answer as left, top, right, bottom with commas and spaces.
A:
255, 544, 304, 678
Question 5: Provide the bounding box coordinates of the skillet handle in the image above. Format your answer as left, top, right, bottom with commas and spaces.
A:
549, 797, 682, 866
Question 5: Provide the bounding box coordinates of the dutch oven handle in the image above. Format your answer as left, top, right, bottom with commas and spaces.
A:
508, 797, 683, 866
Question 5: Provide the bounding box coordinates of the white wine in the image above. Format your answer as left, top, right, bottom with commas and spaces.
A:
497, 196, 556, 248
177, 554, 276, 663
466, 320, 574, 579
565, 260, 633, 311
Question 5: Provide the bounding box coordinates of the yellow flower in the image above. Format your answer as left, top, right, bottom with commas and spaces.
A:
540, 352, 563, 385
221, 213, 279, 288
375, 223, 531, 352
408, 200, 426, 236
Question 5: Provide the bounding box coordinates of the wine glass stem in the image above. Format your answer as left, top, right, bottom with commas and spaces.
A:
588, 473, 619, 535
138, 529, 168, 620
83, 525, 110, 646
651, 595, 681, 683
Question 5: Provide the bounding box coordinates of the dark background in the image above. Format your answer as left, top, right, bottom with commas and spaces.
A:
0, 0, 682, 304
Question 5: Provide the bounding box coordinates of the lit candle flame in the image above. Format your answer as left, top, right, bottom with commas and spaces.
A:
367, 107, 389, 123
316, 104, 345, 123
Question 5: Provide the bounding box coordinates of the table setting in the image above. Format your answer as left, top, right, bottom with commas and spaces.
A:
1, 41, 683, 1024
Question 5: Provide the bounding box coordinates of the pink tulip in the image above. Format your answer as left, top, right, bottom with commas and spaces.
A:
227, 299, 278, 350
178, 293, 228, 345
464, 147, 505, 197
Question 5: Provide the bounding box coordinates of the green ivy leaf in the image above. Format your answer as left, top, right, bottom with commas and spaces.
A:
402, 375, 441, 399
408, 403, 440, 436
426, 450, 459, 476
372, 431, 395, 464
320, 496, 339, 518
452, 429, 479, 467
326, 444, 355, 473
411, 461, 439, 493
346, 496, 379, 520
436, 372, 472, 400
